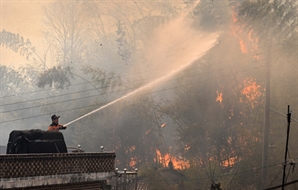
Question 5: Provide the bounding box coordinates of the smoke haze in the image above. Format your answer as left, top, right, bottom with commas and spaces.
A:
1, 1, 298, 189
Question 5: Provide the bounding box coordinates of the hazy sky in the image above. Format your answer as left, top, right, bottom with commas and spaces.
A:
1, 0, 47, 67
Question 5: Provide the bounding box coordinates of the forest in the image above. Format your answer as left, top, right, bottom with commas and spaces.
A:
1, 0, 298, 189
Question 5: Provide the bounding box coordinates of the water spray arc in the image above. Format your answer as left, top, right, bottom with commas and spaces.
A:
64, 46, 216, 127
64, 0, 218, 127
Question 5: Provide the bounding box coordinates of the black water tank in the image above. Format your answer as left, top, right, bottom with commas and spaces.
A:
6, 129, 67, 154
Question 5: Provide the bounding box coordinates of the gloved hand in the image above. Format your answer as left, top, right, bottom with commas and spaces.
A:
60, 125, 67, 130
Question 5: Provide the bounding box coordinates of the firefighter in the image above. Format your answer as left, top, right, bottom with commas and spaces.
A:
48, 115, 67, 131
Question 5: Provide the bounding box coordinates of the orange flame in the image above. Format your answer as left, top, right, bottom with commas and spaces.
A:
145, 128, 152, 135
129, 157, 137, 167
155, 149, 190, 170
216, 91, 223, 103
241, 78, 262, 108
231, 7, 238, 23
129, 145, 136, 152
231, 7, 249, 54
221, 155, 238, 167
239, 38, 248, 53
184, 144, 191, 151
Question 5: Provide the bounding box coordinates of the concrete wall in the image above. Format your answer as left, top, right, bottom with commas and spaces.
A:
0, 152, 116, 189
1, 172, 113, 189
0, 146, 6, 154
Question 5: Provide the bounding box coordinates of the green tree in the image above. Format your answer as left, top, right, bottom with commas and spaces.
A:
238, 1, 298, 181
0, 30, 49, 68
191, 0, 230, 31
0, 30, 33, 60
36, 66, 73, 89
238, 0, 298, 52
88, 0, 182, 64
71, 92, 164, 169
158, 20, 266, 188
66, 0, 200, 169
0, 66, 28, 96
43, 1, 90, 66
0, 29, 75, 90
39, 1, 125, 90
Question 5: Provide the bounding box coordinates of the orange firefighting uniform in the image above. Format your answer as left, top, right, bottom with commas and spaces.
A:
48, 123, 66, 131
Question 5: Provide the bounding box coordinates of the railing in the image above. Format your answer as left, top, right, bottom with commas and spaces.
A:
0, 152, 115, 178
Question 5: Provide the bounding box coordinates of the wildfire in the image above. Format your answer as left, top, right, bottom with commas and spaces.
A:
231, 9, 248, 54
232, 8, 238, 22
241, 78, 262, 108
155, 149, 190, 170
145, 128, 152, 135
239, 38, 248, 53
230, 8, 262, 108
129, 157, 137, 167
129, 145, 136, 152
184, 144, 191, 151
216, 91, 223, 103
231, 6, 260, 56
221, 155, 238, 167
